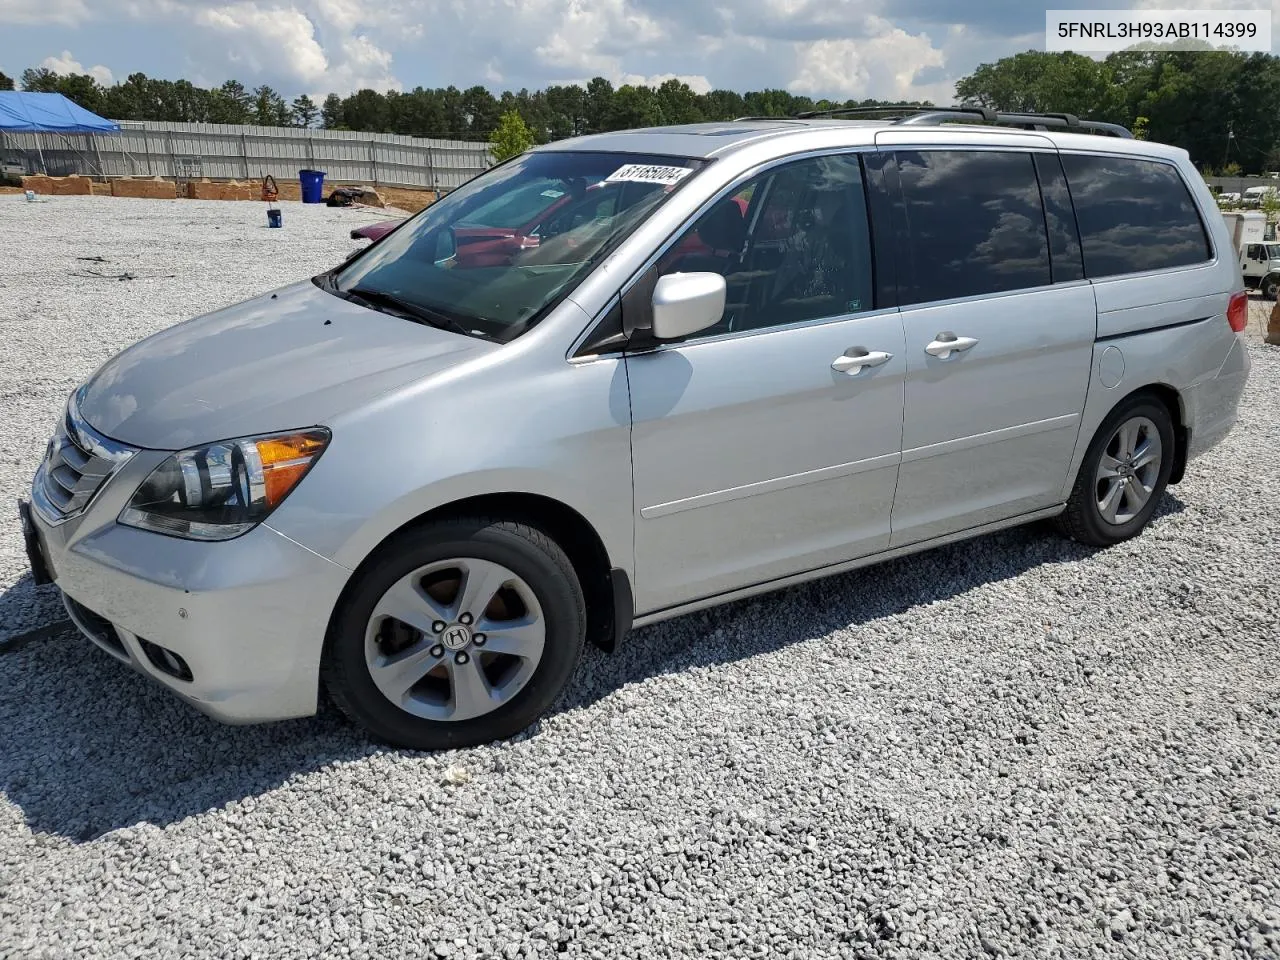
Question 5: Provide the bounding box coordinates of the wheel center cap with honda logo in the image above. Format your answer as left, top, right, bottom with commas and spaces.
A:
442, 624, 473, 650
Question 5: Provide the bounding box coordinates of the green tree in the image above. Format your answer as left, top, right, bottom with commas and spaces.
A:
461, 85, 500, 137
742, 89, 799, 117
0, 71, 15, 91
291, 93, 318, 128
1132, 115, 1150, 140
395, 87, 447, 136
699, 89, 746, 121
544, 84, 587, 138
440, 85, 467, 136
955, 50, 1120, 117
583, 77, 614, 133
608, 85, 663, 129
20, 67, 59, 92
252, 85, 289, 126
1262, 187, 1280, 228
340, 88, 389, 131
655, 79, 703, 125
320, 93, 344, 129
489, 109, 533, 161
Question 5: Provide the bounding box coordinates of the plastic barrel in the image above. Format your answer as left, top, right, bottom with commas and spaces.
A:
299, 169, 326, 204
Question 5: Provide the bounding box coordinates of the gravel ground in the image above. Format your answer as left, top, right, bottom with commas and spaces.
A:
1, 195, 1279, 960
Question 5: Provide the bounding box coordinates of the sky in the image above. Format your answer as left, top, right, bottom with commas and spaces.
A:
0, 0, 1276, 105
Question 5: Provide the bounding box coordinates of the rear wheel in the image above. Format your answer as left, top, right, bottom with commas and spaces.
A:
1264, 274, 1280, 301
1057, 395, 1175, 547
323, 517, 586, 750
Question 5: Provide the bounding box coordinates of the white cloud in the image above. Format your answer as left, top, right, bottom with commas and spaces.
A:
0, 0, 90, 25
789, 17, 947, 101
160, 1, 398, 93
194, 4, 329, 83
618, 73, 714, 94
531, 0, 666, 78
2, 0, 1194, 105
39, 50, 115, 85
327, 32, 400, 92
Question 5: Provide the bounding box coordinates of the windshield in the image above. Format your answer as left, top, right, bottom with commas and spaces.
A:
329, 151, 705, 342
1267, 244, 1280, 260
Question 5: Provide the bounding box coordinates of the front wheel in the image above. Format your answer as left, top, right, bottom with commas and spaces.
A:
322, 517, 586, 750
1264, 274, 1280, 301
1056, 395, 1175, 547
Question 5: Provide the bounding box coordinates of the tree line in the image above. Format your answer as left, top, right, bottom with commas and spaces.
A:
8, 65, 922, 143
956, 49, 1280, 175
7, 48, 1280, 171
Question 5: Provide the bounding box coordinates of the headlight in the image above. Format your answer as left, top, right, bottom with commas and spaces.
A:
119, 429, 330, 541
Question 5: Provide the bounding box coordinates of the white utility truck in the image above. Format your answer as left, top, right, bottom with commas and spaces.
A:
1223, 210, 1280, 299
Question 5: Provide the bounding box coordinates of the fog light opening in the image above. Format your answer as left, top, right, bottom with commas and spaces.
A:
139, 639, 194, 682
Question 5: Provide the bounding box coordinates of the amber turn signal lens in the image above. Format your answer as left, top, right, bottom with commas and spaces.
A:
255, 430, 330, 507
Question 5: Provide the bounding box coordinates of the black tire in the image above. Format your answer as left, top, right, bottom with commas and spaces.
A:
1264, 274, 1280, 301
322, 516, 586, 750
1056, 394, 1175, 547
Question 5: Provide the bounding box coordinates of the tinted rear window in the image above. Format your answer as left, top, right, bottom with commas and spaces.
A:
896, 150, 1051, 304
1060, 154, 1211, 278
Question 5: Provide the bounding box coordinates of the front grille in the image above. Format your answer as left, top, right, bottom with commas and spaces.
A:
33, 396, 136, 524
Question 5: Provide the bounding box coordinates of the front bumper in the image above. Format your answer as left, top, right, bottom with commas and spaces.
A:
29, 463, 351, 724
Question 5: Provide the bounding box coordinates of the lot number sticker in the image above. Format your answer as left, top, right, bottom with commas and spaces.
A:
605, 164, 693, 186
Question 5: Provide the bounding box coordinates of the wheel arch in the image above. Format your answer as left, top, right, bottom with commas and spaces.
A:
1111, 382, 1189, 485
326, 492, 631, 654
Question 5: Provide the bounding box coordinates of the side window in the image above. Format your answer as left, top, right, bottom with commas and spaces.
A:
1033, 153, 1085, 283
896, 150, 1051, 305
655, 153, 874, 334
1060, 154, 1212, 278
1247, 243, 1263, 261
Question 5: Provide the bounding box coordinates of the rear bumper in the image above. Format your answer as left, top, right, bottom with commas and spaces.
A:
32, 494, 351, 724
1185, 335, 1252, 462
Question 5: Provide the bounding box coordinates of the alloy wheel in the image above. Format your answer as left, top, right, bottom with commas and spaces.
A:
1094, 415, 1163, 526
364, 558, 545, 721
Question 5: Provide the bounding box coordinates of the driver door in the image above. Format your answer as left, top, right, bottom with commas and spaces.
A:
625, 153, 907, 614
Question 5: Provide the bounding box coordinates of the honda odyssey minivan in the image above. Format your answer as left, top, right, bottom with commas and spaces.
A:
21, 108, 1251, 749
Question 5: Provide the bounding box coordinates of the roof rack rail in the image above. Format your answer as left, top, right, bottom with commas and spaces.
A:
790, 103, 1133, 138
730, 115, 811, 123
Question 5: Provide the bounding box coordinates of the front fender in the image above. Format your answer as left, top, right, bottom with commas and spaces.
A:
264, 350, 635, 585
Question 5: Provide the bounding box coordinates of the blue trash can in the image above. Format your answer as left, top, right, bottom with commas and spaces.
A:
299, 169, 326, 204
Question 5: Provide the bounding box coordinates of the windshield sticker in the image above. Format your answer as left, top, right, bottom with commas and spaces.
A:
604, 164, 693, 186
540, 189, 566, 198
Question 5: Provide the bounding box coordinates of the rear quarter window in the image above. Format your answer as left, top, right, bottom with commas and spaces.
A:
1060, 154, 1212, 278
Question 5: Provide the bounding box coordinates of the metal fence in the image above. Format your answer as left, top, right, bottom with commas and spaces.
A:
0, 120, 492, 190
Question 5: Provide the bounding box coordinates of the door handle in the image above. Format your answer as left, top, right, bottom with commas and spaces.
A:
831, 349, 893, 374
924, 332, 979, 359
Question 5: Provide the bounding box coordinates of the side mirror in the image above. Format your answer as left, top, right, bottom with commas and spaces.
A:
651, 272, 726, 340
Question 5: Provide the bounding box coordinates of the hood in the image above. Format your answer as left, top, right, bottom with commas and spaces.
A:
78, 279, 495, 450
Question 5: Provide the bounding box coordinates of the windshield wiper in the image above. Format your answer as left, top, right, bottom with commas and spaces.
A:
345, 286, 493, 341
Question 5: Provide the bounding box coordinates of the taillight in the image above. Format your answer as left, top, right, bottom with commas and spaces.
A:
1227, 291, 1248, 333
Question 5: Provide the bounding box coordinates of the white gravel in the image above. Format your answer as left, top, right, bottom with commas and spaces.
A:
2, 195, 1279, 960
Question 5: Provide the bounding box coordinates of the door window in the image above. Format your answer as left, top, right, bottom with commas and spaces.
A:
895, 150, 1052, 305
655, 153, 875, 335
1060, 154, 1212, 278
1033, 153, 1085, 283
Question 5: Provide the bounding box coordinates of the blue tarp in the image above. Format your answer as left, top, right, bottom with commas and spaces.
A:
0, 92, 119, 134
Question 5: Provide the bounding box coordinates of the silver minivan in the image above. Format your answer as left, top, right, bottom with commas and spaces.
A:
21, 109, 1251, 749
